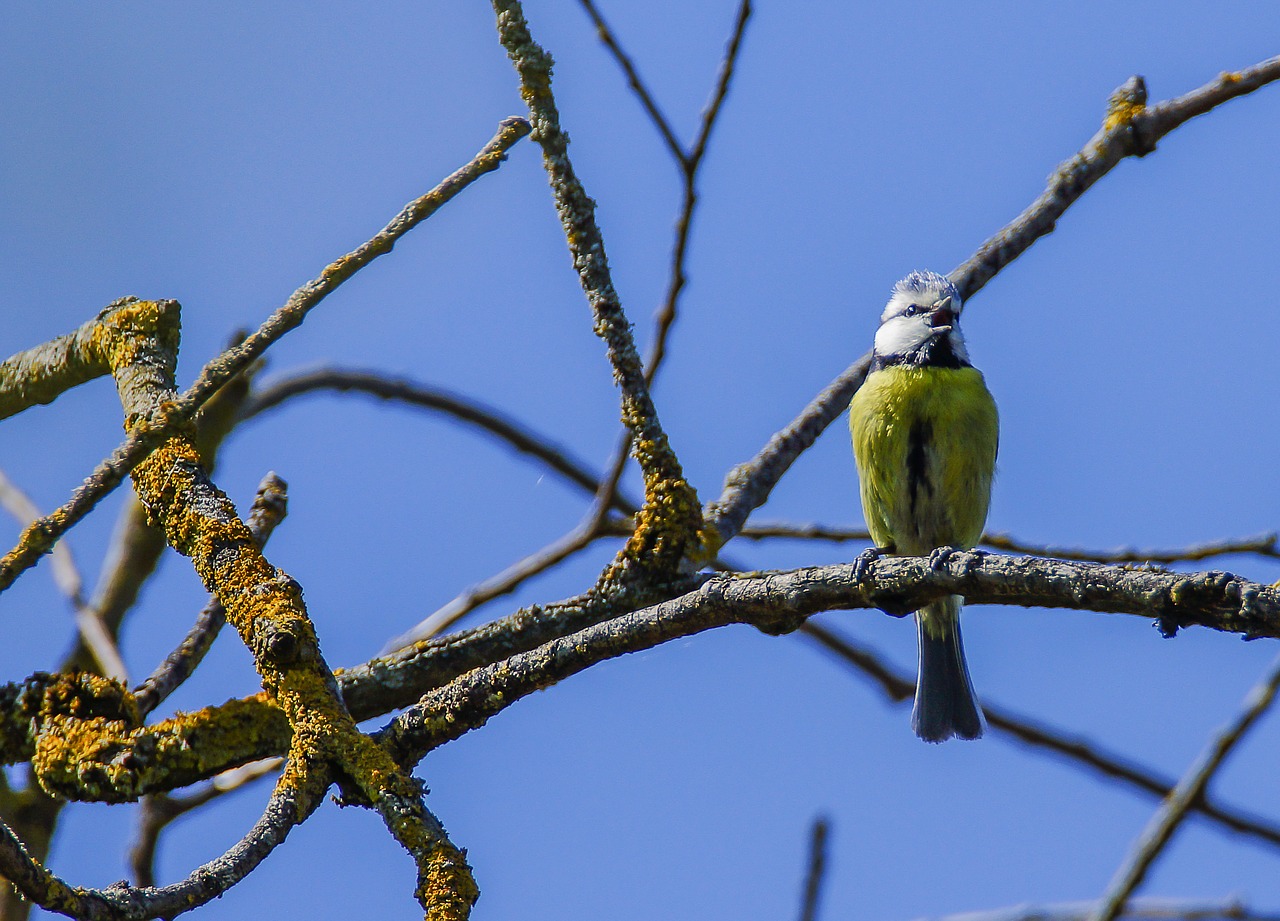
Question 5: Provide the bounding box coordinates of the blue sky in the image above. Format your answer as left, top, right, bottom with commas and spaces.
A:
2, 3, 1279, 919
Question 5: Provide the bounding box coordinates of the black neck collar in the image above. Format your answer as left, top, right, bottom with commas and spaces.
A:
870, 334, 971, 372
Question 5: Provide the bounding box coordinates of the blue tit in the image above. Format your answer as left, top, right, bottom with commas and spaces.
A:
848, 271, 998, 742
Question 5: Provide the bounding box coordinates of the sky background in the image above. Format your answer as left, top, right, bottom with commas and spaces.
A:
2, 2, 1280, 919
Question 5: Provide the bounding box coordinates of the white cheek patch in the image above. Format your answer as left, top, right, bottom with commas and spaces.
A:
874, 316, 932, 356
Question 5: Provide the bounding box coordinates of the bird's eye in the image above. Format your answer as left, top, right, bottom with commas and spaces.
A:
903, 305, 919, 317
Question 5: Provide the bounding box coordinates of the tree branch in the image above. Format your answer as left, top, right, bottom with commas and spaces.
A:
931, 896, 1280, 921
738, 523, 1280, 564
379, 553, 1280, 766
0, 781, 308, 920
645, 0, 751, 386
1088, 652, 1280, 921
801, 623, 1280, 851
0, 469, 125, 681
952, 57, 1280, 301
575, 0, 684, 164
129, 758, 283, 888
797, 816, 830, 921
383, 520, 609, 650
239, 368, 637, 516
132, 472, 290, 718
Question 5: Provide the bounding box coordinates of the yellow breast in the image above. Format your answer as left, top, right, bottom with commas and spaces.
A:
848, 365, 998, 554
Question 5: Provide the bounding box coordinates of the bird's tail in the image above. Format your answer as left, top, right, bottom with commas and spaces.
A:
911, 595, 985, 743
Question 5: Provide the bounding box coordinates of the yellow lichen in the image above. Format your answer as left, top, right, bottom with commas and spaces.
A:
1102, 99, 1146, 131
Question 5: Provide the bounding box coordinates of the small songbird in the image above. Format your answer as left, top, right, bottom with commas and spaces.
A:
848, 271, 998, 742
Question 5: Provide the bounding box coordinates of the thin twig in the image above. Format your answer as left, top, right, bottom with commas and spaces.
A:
239, 368, 637, 516
739, 523, 1280, 564
384, 521, 609, 650
0, 780, 310, 920
0, 468, 127, 681
801, 623, 1280, 851
575, 0, 684, 163
130, 758, 283, 888
132, 473, 290, 718
0, 116, 532, 596
798, 816, 830, 921
952, 56, 1280, 301
703, 55, 1280, 554
1088, 652, 1280, 921
644, 0, 752, 386
703, 356, 870, 546
930, 895, 1280, 921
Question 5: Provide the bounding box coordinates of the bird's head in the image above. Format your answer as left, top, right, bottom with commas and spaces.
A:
872, 271, 970, 368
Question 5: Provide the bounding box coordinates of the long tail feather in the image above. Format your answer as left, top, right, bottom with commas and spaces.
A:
911, 595, 984, 743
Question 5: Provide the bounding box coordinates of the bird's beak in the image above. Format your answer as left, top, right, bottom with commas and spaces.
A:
929, 296, 955, 331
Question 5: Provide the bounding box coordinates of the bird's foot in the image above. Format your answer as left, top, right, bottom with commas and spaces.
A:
853, 546, 891, 584
927, 545, 960, 572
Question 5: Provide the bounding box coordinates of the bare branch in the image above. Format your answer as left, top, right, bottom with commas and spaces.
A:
132, 472, 290, 718
0, 468, 126, 680
379, 553, 1280, 765
978, 531, 1280, 564
239, 367, 637, 516
0, 781, 307, 920
385, 520, 608, 650
575, 0, 685, 163
0, 307, 119, 422
0, 116, 532, 596
703, 356, 870, 547
740, 523, 1280, 564
801, 623, 1280, 852
130, 758, 283, 888
931, 895, 1280, 921
1088, 652, 1280, 921
644, 0, 752, 385
798, 816, 830, 921
0, 468, 84, 604
951, 57, 1280, 301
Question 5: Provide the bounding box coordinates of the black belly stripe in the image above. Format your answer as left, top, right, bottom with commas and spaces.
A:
906, 417, 932, 522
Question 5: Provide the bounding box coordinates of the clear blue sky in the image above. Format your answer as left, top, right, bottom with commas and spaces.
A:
2, 3, 1279, 919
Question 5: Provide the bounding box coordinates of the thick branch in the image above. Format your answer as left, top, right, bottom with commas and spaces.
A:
379, 553, 1280, 765
132, 472, 290, 718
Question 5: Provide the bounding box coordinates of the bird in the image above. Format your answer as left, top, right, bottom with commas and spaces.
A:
848, 270, 998, 742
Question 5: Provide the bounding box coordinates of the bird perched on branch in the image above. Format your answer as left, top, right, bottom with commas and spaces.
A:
848, 271, 998, 742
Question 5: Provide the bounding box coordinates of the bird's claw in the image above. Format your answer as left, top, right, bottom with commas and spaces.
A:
853, 546, 890, 583
961, 547, 989, 575
928, 546, 959, 572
